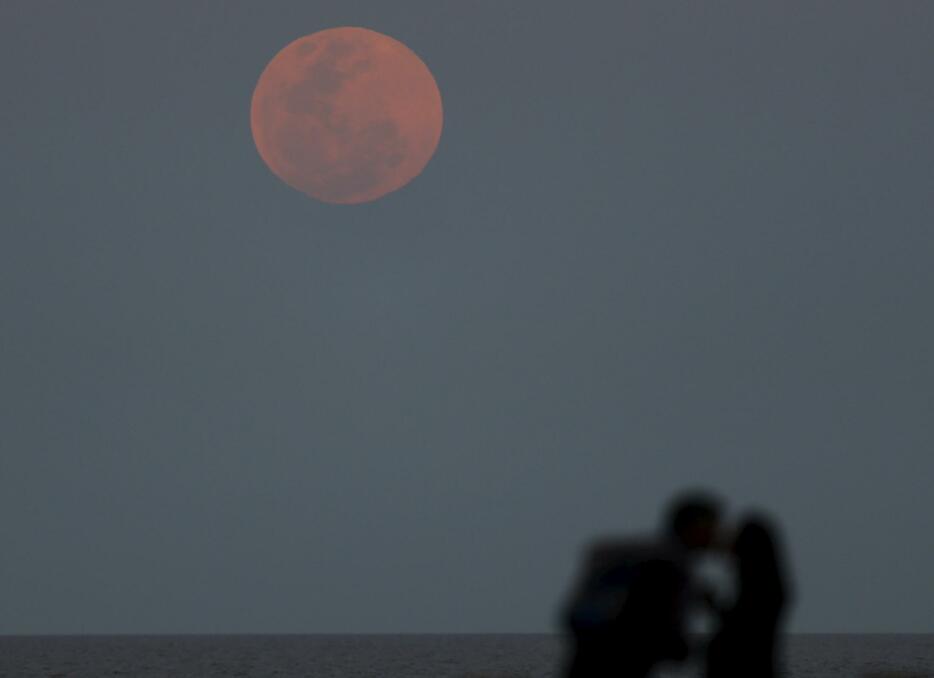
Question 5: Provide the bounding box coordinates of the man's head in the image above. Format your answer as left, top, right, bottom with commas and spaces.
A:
665, 490, 723, 551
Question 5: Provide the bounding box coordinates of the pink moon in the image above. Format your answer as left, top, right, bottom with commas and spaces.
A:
250, 27, 444, 205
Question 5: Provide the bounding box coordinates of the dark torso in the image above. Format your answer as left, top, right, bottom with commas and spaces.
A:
565, 538, 691, 678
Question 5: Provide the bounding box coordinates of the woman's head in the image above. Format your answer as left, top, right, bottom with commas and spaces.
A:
734, 519, 777, 562
732, 515, 789, 598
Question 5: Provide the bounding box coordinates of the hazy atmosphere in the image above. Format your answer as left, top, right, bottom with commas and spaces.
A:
2, 2, 933, 635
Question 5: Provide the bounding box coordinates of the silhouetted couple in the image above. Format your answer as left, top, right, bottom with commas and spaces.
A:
562, 491, 791, 678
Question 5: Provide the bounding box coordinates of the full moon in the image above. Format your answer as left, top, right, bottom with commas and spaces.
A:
250, 27, 443, 204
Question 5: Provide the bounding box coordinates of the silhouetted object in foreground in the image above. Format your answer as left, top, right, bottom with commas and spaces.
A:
562, 491, 723, 678
705, 515, 791, 678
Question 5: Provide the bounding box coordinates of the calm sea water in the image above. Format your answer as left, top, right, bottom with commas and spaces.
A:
0, 634, 931, 678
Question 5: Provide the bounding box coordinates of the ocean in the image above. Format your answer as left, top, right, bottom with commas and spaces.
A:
0, 634, 931, 678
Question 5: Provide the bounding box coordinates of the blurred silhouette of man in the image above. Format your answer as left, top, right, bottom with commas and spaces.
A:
562, 491, 723, 678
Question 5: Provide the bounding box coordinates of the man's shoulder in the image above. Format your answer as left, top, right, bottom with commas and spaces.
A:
586, 534, 680, 561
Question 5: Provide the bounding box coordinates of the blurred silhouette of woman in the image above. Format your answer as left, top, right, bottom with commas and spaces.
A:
706, 515, 791, 678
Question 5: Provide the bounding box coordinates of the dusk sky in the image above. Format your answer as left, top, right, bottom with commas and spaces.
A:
2, 2, 933, 634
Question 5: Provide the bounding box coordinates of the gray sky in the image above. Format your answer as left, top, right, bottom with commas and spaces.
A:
2, 1, 933, 634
